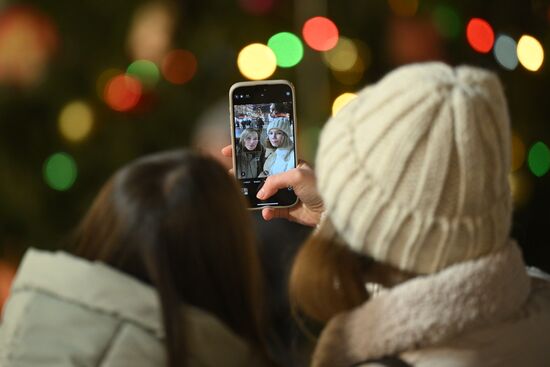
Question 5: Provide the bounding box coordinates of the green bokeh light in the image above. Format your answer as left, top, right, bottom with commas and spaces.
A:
44, 152, 78, 191
127, 60, 160, 88
432, 5, 461, 39
527, 142, 550, 177
268, 32, 304, 68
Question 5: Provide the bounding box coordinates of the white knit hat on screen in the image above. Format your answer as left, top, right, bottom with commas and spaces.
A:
316, 62, 512, 274
266, 117, 291, 138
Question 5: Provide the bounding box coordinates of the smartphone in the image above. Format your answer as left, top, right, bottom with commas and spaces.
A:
229, 80, 298, 209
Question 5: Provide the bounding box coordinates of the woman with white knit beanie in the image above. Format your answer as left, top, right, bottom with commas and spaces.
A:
261, 111, 296, 177
254, 62, 550, 366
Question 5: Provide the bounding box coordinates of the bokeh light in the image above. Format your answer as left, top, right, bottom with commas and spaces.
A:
466, 18, 494, 53
127, 2, 176, 65
511, 133, 526, 172
238, 0, 275, 16
161, 49, 198, 85
509, 171, 533, 207
432, 5, 461, 39
323, 37, 358, 72
0, 6, 59, 87
388, 0, 419, 17
237, 43, 277, 80
332, 93, 357, 116
302, 16, 339, 51
268, 32, 303, 68
127, 59, 160, 88
494, 35, 518, 70
331, 39, 370, 85
517, 35, 544, 72
96, 68, 122, 100
58, 101, 94, 142
43, 152, 78, 191
104, 74, 142, 112
528, 141, 550, 177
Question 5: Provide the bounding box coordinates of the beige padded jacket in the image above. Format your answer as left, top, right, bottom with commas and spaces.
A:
0, 249, 265, 367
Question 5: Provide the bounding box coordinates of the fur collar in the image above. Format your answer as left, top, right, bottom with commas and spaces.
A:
312, 242, 530, 367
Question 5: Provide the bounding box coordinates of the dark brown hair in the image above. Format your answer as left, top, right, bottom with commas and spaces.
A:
72, 150, 271, 366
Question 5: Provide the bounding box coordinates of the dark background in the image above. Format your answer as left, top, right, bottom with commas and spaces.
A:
0, 0, 548, 271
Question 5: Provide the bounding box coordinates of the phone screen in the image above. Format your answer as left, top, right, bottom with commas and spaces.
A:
230, 81, 298, 209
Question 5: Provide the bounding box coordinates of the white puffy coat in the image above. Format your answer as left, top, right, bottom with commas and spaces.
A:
0, 249, 265, 367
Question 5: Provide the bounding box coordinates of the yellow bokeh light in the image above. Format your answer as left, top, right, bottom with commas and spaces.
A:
58, 100, 93, 142
332, 93, 357, 116
509, 171, 533, 207
323, 37, 358, 72
237, 43, 277, 80
517, 35, 544, 72
511, 133, 526, 172
331, 39, 371, 85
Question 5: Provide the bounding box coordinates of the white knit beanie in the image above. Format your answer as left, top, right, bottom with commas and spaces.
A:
266, 117, 291, 138
316, 62, 512, 274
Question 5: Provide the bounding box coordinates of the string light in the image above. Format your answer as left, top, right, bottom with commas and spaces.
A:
161, 49, 197, 84
511, 133, 526, 172
332, 93, 357, 116
517, 35, 544, 72
331, 39, 370, 86
127, 60, 160, 88
237, 43, 277, 80
432, 5, 461, 39
302, 16, 339, 51
238, 0, 275, 16
466, 18, 494, 53
527, 141, 550, 177
493, 35, 518, 70
58, 100, 94, 142
323, 37, 358, 72
43, 152, 78, 191
268, 32, 303, 68
104, 74, 142, 112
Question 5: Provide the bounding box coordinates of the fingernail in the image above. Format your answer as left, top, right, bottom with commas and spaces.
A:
257, 189, 264, 199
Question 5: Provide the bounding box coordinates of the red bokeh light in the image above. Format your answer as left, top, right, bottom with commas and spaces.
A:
161, 49, 197, 85
238, 0, 275, 16
466, 18, 494, 53
302, 16, 339, 51
104, 74, 142, 112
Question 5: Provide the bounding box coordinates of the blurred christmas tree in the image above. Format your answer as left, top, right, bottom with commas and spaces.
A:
0, 0, 548, 270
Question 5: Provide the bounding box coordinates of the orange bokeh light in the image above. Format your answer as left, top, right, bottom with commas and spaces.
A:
103, 74, 142, 112
302, 16, 339, 51
161, 49, 197, 85
466, 18, 494, 53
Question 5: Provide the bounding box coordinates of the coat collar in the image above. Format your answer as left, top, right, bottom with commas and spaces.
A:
313, 241, 530, 367
11, 249, 164, 337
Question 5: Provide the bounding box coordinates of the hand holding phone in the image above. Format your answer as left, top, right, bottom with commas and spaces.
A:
229, 80, 299, 209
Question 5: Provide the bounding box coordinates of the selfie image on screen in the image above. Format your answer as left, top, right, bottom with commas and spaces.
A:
234, 102, 295, 180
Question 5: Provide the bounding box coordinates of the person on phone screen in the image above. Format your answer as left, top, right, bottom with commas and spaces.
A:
0, 150, 275, 367
237, 128, 266, 179
261, 117, 295, 177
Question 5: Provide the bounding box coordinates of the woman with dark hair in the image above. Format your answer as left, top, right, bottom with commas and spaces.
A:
0, 150, 274, 367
